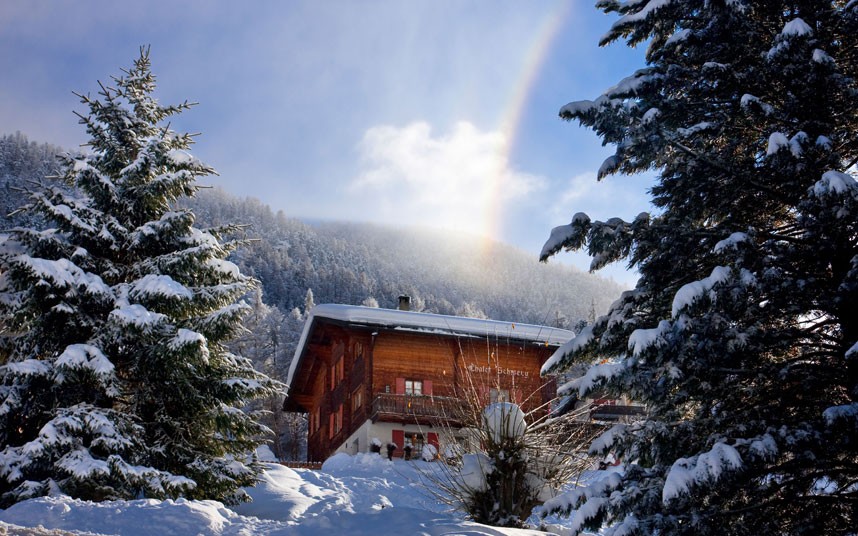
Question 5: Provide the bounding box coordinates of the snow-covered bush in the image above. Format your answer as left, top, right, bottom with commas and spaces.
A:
421, 443, 438, 462
424, 399, 594, 528
482, 402, 526, 443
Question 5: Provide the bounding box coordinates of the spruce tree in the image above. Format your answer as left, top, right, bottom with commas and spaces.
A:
0, 48, 280, 506
541, 2, 857, 534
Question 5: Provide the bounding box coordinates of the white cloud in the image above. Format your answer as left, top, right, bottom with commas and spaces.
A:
550, 171, 653, 223
350, 121, 544, 238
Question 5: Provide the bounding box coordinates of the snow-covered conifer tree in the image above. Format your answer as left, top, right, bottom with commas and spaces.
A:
303, 288, 315, 316
0, 48, 280, 506
541, 2, 857, 534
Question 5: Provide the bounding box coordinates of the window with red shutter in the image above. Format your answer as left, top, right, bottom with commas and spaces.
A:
405, 379, 422, 396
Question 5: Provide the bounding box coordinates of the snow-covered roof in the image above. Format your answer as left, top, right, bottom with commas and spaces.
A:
285, 304, 574, 391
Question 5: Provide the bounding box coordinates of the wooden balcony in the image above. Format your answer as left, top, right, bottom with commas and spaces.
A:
370, 393, 468, 426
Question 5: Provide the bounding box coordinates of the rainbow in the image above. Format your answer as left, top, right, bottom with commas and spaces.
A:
479, 2, 574, 255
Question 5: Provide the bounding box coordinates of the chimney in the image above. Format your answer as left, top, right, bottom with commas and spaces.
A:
398, 295, 411, 311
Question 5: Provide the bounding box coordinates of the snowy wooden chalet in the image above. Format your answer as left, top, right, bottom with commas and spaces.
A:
283, 299, 574, 462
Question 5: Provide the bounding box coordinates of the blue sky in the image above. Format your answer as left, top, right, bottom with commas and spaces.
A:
0, 1, 652, 287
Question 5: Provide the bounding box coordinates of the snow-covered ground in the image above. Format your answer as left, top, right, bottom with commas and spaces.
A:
0, 451, 592, 535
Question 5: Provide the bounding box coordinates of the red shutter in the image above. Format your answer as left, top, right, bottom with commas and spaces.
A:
329, 414, 334, 439
427, 432, 439, 449
395, 377, 406, 395
423, 380, 433, 396
392, 429, 405, 450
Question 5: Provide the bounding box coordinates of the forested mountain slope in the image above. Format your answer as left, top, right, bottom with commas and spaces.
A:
1, 131, 625, 328
0, 132, 64, 229
185, 188, 625, 327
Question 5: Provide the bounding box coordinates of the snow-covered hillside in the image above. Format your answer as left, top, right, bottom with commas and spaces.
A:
0, 452, 592, 535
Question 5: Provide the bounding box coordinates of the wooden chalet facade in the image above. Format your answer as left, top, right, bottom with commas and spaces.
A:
283, 303, 574, 462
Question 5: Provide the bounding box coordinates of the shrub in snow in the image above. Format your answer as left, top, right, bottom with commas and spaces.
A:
421, 443, 438, 462
423, 399, 595, 528
0, 49, 280, 506
540, 2, 858, 534
482, 402, 526, 443
385, 442, 397, 460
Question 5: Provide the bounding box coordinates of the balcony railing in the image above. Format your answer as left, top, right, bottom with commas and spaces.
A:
589, 402, 646, 421
371, 393, 468, 424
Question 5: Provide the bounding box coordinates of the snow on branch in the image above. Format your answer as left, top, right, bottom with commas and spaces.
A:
676, 122, 715, 138
540, 213, 591, 262
713, 232, 749, 253
767, 18, 813, 60
610, 0, 677, 29
740, 94, 775, 116
559, 97, 608, 118
811, 170, 857, 198
812, 49, 834, 64
541, 325, 595, 375
557, 358, 627, 398
2, 359, 52, 378
168, 329, 209, 364
744, 434, 778, 461
167, 149, 202, 167
130, 211, 195, 247
662, 442, 743, 503
671, 266, 731, 318
55, 345, 118, 396
184, 227, 221, 249
57, 448, 110, 479
604, 515, 641, 536
109, 304, 167, 329
70, 156, 116, 196
628, 319, 671, 357
541, 471, 623, 520
130, 274, 192, 301
598, 155, 620, 179
823, 403, 858, 426
39, 197, 97, 235
781, 18, 813, 37
205, 258, 241, 278
604, 69, 663, 98
766, 132, 789, 156
17, 256, 111, 297
589, 424, 628, 455
664, 28, 691, 47
55, 344, 114, 377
